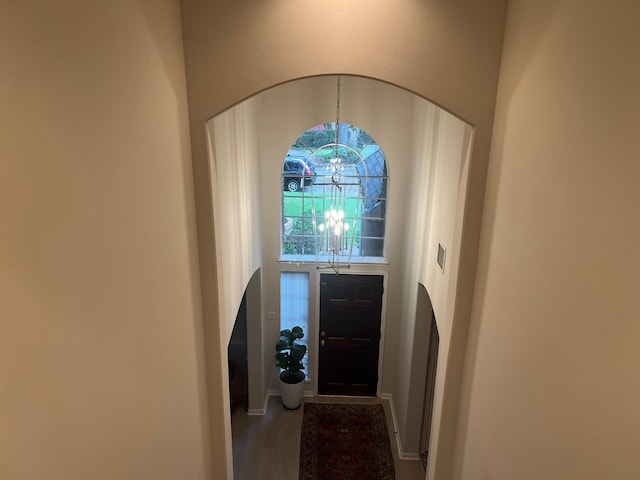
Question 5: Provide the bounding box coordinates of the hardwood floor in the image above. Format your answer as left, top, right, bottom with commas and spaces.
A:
231, 395, 426, 480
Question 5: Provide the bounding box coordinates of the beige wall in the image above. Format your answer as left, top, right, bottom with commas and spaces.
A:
209, 97, 263, 343
256, 75, 416, 395
396, 103, 472, 461
181, 1, 507, 477
5, 1, 637, 478
456, 1, 640, 479
0, 1, 210, 479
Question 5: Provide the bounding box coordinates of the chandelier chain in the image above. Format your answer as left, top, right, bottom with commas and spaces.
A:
335, 76, 341, 146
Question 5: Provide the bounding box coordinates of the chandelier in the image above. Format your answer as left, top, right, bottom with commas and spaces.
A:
311, 77, 361, 274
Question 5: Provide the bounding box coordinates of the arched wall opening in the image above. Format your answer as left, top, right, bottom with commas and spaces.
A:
407, 283, 440, 473
206, 74, 473, 479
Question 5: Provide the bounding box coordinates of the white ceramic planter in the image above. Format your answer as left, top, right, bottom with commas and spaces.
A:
279, 376, 305, 410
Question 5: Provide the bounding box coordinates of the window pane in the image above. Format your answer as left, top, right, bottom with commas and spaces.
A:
280, 272, 309, 377
281, 123, 387, 261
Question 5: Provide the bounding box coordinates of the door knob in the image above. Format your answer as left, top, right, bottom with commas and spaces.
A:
321, 339, 326, 347
321, 331, 326, 337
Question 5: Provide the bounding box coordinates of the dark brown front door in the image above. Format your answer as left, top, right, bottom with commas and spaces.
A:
318, 273, 384, 396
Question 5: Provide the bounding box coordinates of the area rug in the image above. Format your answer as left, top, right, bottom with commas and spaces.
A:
299, 403, 395, 480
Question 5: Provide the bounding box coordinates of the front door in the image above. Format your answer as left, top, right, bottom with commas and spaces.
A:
318, 273, 384, 396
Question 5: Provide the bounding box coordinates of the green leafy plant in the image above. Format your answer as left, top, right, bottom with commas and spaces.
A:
282, 215, 316, 255
275, 326, 307, 384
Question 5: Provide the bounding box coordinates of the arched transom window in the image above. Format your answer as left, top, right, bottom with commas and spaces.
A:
281, 122, 388, 265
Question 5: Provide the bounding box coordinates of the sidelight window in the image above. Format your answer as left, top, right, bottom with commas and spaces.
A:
280, 271, 309, 377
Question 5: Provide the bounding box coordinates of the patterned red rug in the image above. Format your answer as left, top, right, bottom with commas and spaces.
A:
299, 403, 395, 480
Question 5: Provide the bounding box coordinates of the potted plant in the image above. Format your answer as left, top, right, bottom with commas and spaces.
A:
275, 326, 307, 410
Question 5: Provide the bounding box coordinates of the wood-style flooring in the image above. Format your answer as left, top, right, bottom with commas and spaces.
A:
231, 395, 426, 480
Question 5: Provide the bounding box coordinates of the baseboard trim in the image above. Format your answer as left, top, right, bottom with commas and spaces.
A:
381, 393, 421, 461
247, 390, 276, 416
248, 389, 314, 415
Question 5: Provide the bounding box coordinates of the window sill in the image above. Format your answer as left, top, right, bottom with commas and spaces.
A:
279, 255, 389, 266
